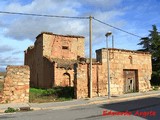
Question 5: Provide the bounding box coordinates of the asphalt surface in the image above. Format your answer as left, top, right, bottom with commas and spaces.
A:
1, 90, 160, 113
0, 95, 160, 120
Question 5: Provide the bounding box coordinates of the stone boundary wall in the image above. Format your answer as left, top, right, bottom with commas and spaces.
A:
75, 49, 152, 99
0, 65, 30, 103
74, 63, 107, 99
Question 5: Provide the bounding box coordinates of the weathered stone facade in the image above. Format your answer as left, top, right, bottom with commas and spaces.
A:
75, 48, 152, 98
74, 63, 106, 98
25, 32, 152, 99
0, 66, 30, 103
25, 32, 85, 88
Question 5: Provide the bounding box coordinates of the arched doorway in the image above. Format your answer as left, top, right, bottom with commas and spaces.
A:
62, 73, 71, 86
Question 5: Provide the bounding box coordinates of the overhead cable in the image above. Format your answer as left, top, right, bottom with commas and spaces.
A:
0, 11, 89, 19
93, 17, 142, 38
0, 11, 143, 38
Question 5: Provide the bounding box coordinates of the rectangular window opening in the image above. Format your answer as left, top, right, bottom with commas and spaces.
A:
62, 46, 69, 50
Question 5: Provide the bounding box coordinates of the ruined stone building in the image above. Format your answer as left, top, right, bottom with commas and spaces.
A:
25, 32, 85, 88
75, 48, 152, 98
25, 32, 152, 98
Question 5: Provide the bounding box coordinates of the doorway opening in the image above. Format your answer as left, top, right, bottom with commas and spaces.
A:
123, 69, 138, 93
62, 73, 71, 86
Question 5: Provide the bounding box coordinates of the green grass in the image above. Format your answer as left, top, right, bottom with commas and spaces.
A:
29, 87, 74, 103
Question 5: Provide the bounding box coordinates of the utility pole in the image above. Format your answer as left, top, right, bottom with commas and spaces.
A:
89, 16, 92, 98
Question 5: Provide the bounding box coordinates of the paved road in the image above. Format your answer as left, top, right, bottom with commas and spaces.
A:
0, 95, 160, 120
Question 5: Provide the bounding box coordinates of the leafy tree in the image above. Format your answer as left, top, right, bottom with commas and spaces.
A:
138, 25, 160, 85
137, 37, 151, 52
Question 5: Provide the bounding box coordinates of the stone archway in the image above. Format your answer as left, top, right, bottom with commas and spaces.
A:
62, 73, 71, 86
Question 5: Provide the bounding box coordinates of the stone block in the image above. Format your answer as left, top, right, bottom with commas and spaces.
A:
18, 82, 25, 86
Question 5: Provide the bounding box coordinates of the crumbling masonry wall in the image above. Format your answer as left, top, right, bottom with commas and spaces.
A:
98, 48, 152, 93
42, 33, 85, 60
42, 57, 75, 87
25, 34, 43, 88
25, 32, 85, 88
54, 65, 74, 87
74, 49, 152, 99
74, 63, 107, 99
1, 66, 30, 103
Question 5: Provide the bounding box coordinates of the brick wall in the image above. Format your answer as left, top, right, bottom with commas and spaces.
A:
24, 46, 36, 87
34, 35, 44, 88
25, 32, 85, 88
42, 57, 54, 88
43, 33, 85, 60
54, 63, 74, 87
24, 34, 44, 88
98, 48, 152, 93
1, 66, 30, 103
75, 48, 152, 98
74, 63, 107, 99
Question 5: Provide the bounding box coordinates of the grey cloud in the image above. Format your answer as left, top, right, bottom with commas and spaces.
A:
0, 45, 14, 53
3, 11, 125, 41
4, 17, 87, 41
2, 0, 81, 41
1, 0, 125, 43
0, 56, 23, 67
5, 0, 80, 14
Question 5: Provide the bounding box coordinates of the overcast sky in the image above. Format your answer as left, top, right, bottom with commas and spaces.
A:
0, 0, 160, 71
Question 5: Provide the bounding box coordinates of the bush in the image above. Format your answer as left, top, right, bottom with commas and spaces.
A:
5, 107, 19, 113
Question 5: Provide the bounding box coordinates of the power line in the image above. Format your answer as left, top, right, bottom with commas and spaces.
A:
0, 11, 143, 38
0, 11, 89, 19
93, 17, 142, 38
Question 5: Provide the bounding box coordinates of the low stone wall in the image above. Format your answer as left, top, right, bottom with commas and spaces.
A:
74, 63, 107, 99
1, 65, 30, 103
75, 49, 152, 99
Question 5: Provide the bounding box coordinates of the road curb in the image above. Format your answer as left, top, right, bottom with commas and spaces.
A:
31, 103, 88, 111
31, 93, 160, 111
89, 93, 160, 104
0, 92, 160, 113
